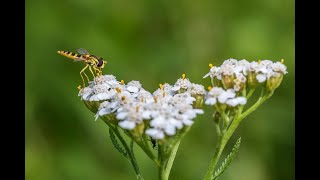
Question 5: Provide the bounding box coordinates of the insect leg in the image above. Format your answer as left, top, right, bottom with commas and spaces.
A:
94, 67, 102, 76
83, 70, 90, 83
80, 64, 89, 87
88, 65, 96, 79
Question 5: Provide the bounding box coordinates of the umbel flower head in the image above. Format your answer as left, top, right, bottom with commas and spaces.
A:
79, 73, 205, 140
203, 59, 288, 92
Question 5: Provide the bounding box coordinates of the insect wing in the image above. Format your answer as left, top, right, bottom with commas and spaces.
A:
77, 48, 90, 55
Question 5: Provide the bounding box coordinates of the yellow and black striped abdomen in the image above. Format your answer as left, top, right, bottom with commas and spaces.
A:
57, 50, 83, 60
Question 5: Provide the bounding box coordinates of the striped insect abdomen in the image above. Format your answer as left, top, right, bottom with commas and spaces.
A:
57, 50, 83, 60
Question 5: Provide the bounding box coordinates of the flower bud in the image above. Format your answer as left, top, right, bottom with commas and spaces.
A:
193, 95, 204, 108
266, 74, 283, 92
83, 100, 101, 113
130, 122, 145, 139
221, 75, 235, 89
100, 114, 118, 125
247, 71, 259, 88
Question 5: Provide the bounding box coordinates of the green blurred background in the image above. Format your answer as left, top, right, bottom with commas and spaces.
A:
26, 0, 294, 179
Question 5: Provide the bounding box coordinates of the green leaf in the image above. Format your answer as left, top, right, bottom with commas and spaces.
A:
213, 137, 241, 180
130, 139, 134, 154
109, 128, 128, 158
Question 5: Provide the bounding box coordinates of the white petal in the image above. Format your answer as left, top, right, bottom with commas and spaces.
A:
182, 119, 194, 126
146, 129, 165, 139
82, 93, 91, 100
142, 111, 151, 119
99, 108, 112, 116
118, 121, 136, 130
116, 112, 128, 119
164, 125, 176, 136
226, 97, 247, 107
186, 96, 196, 104
256, 74, 267, 83
226, 99, 239, 107
110, 101, 119, 109
150, 116, 166, 127
171, 86, 180, 91
127, 86, 139, 93
218, 90, 235, 103
121, 91, 132, 97
168, 118, 183, 129
237, 97, 247, 105
203, 73, 211, 78
97, 93, 110, 100
194, 109, 204, 114
205, 98, 216, 105
89, 95, 99, 101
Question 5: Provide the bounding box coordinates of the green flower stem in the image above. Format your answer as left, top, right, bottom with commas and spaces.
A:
158, 144, 165, 180
246, 88, 256, 100
102, 120, 144, 180
126, 132, 159, 166
162, 140, 181, 180
221, 111, 230, 130
158, 142, 180, 180
204, 135, 224, 180
204, 90, 273, 180
240, 90, 273, 121
215, 122, 222, 137
158, 127, 190, 180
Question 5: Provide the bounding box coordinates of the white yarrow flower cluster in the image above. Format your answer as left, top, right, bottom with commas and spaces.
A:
80, 74, 205, 140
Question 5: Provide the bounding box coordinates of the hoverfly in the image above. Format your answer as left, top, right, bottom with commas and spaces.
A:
57, 48, 107, 88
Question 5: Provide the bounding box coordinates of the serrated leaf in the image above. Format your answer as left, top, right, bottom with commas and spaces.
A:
213, 137, 241, 180
109, 128, 128, 158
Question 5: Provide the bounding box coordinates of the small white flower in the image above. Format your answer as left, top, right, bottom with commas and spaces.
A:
235, 73, 246, 83
238, 59, 250, 75
203, 66, 221, 79
220, 63, 235, 76
248, 61, 268, 74
145, 129, 165, 140
256, 74, 267, 83
164, 125, 176, 135
190, 83, 206, 95
115, 101, 148, 130
116, 112, 129, 119
271, 62, 287, 74
93, 75, 118, 85
217, 89, 235, 103
226, 97, 247, 107
90, 91, 113, 101
170, 93, 195, 105
168, 117, 183, 129
260, 60, 273, 67
93, 84, 111, 94
126, 80, 142, 93
171, 78, 192, 91
127, 80, 142, 89
118, 120, 136, 130
78, 87, 93, 100
135, 90, 153, 103
95, 101, 120, 120
182, 118, 194, 126
205, 97, 217, 105
205, 87, 224, 105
